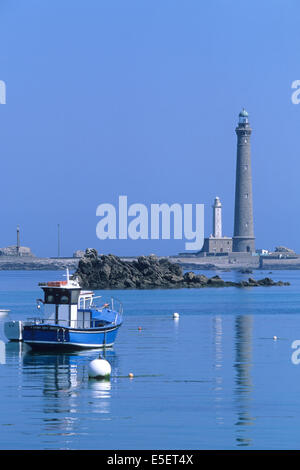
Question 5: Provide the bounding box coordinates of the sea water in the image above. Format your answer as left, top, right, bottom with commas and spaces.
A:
0, 269, 300, 450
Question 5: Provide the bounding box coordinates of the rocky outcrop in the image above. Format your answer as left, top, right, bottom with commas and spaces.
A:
238, 268, 253, 274
74, 249, 290, 289
274, 246, 295, 254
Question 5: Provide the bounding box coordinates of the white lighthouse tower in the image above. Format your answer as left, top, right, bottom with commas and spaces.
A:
212, 196, 222, 238
198, 196, 232, 254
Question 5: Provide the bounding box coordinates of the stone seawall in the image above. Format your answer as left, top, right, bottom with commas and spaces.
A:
259, 256, 300, 270
169, 255, 260, 270
0, 257, 79, 270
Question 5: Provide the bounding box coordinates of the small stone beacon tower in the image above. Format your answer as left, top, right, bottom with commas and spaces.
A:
232, 109, 255, 253
212, 196, 222, 238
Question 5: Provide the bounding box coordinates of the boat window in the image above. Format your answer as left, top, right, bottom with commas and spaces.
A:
60, 295, 69, 304
71, 290, 80, 304
43, 288, 80, 305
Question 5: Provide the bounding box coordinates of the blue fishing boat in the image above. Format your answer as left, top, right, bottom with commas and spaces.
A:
4, 270, 123, 351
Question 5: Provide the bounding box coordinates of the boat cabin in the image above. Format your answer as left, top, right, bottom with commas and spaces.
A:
38, 275, 99, 328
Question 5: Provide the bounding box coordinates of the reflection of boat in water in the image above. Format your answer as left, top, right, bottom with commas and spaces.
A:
4, 270, 123, 351
22, 349, 115, 420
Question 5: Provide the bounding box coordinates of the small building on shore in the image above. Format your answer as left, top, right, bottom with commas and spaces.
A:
256, 248, 269, 256
0, 245, 35, 257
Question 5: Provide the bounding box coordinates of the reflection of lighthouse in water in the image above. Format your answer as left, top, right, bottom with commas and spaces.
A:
213, 316, 224, 427
234, 315, 255, 447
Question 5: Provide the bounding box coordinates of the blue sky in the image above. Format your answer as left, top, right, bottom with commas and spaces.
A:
0, 0, 300, 257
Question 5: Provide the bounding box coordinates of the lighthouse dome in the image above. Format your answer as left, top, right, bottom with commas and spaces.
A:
238, 108, 249, 124
239, 108, 248, 117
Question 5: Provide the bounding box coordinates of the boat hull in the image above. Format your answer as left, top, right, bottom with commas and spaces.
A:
23, 323, 121, 351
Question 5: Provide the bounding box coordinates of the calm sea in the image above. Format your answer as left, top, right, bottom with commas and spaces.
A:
0, 269, 300, 450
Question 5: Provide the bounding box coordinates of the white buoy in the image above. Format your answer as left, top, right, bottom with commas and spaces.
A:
173, 312, 180, 319
88, 358, 111, 379
273, 335, 278, 340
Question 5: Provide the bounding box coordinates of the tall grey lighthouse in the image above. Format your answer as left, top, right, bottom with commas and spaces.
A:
232, 109, 255, 253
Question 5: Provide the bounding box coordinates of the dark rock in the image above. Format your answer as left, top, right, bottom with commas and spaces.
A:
74, 249, 290, 290
225, 281, 237, 287
257, 277, 275, 286
207, 278, 226, 287
183, 272, 196, 283
84, 248, 98, 259
276, 281, 290, 286
196, 274, 209, 285
207, 275, 225, 287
